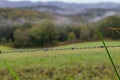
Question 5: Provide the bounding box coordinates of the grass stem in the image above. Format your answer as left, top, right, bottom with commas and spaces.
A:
97, 28, 120, 80
3, 60, 20, 80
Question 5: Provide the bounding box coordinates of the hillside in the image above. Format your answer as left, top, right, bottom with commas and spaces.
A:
1, 0, 120, 12
0, 8, 53, 25
0, 1, 120, 24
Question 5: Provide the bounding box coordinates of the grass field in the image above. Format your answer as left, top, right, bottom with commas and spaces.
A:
0, 41, 120, 80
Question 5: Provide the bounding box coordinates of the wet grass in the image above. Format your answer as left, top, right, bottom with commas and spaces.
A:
97, 29, 120, 80
56, 41, 120, 48
0, 41, 120, 80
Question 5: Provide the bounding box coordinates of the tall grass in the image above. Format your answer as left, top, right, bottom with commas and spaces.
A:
3, 60, 20, 80
97, 28, 120, 80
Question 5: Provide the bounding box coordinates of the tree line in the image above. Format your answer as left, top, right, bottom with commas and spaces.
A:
0, 16, 120, 47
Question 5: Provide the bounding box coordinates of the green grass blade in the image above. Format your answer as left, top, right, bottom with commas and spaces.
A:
97, 28, 120, 80
3, 60, 20, 80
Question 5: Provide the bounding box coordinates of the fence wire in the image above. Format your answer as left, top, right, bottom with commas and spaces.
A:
0, 45, 120, 54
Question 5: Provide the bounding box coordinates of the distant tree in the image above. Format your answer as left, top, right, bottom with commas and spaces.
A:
58, 25, 81, 41
20, 22, 32, 30
57, 26, 68, 41
30, 20, 58, 46
1, 37, 7, 43
0, 24, 19, 43
99, 16, 120, 39
0, 26, 6, 39
8, 39, 13, 43
80, 25, 89, 40
67, 32, 76, 42
14, 29, 31, 47
73, 26, 81, 39
79, 24, 95, 40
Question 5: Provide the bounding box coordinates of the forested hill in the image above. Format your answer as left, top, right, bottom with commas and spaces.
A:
0, 8, 53, 25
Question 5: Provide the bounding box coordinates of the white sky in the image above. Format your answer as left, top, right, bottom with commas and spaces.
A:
8, 0, 120, 3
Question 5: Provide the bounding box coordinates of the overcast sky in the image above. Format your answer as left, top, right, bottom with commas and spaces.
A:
8, 0, 120, 3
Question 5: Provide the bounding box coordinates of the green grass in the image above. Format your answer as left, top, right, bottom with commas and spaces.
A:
0, 41, 120, 80
56, 41, 120, 48
97, 29, 120, 80
0, 46, 14, 50
3, 60, 20, 80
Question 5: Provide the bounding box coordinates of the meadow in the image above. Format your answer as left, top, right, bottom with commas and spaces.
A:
0, 41, 120, 80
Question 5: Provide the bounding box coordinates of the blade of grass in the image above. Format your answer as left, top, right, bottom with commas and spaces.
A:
3, 60, 20, 80
97, 28, 120, 80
